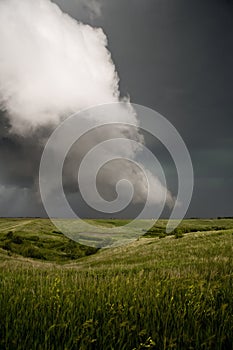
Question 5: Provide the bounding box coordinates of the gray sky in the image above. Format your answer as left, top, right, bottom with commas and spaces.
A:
0, 0, 232, 217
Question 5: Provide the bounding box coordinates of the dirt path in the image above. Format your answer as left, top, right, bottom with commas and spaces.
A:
0, 220, 34, 232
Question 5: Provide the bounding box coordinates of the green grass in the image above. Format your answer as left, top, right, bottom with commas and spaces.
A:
0, 218, 232, 349
0, 218, 98, 261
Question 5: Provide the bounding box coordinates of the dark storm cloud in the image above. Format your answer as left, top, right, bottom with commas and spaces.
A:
73, 0, 232, 217
0, 0, 232, 217
0, 111, 52, 189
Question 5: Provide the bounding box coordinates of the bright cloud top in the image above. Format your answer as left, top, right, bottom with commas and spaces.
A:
0, 0, 119, 132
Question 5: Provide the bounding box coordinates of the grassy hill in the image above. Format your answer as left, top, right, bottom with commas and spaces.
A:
0, 218, 98, 261
0, 217, 232, 259
0, 218, 232, 349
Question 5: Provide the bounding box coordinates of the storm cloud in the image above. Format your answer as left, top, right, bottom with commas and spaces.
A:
0, 0, 232, 217
0, 0, 173, 217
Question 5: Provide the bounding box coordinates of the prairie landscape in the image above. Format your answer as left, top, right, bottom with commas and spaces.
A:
0, 218, 232, 350
0, 0, 233, 349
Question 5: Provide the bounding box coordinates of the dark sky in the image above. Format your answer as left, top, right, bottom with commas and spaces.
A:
0, 0, 233, 217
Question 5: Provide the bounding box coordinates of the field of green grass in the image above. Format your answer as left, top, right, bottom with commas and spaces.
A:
0, 218, 232, 349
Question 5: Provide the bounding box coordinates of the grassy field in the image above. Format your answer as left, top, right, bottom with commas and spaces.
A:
0, 218, 232, 349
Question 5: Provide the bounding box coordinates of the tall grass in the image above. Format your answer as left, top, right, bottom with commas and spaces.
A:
0, 228, 232, 349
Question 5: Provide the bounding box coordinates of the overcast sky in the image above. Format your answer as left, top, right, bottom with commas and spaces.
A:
0, 0, 232, 218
